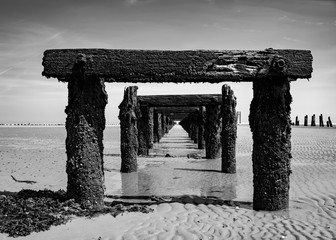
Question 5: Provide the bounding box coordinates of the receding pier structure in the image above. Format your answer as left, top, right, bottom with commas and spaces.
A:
42, 48, 313, 211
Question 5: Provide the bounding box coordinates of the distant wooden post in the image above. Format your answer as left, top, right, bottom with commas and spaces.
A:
221, 84, 237, 173
319, 114, 324, 127
153, 110, 160, 143
205, 105, 221, 159
164, 116, 170, 134
304, 115, 308, 126
311, 114, 316, 126
295, 116, 299, 126
138, 106, 153, 155
328, 117, 333, 127
237, 111, 242, 124
249, 77, 292, 211
192, 111, 199, 144
119, 86, 139, 173
65, 55, 107, 208
198, 107, 205, 149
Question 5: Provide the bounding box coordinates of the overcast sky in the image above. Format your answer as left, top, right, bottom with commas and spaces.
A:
0, 0, 335, 124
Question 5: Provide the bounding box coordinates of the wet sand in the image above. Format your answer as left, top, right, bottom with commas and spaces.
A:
1, 125, 336, 239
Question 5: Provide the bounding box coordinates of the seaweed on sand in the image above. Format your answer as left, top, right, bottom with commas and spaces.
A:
0, 189, 153, 238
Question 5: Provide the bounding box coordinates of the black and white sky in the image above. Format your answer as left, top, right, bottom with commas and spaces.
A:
0, 0, 335, 124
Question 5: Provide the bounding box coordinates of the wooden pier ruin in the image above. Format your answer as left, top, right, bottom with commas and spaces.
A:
42, 48, 313, 211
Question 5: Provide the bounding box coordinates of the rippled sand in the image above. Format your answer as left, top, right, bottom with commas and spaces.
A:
1, 125, 336, 239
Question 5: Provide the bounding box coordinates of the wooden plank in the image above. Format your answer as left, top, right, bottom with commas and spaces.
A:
138, 94, 222, 107
42, 48, 313, 82
153, 107, 199, 114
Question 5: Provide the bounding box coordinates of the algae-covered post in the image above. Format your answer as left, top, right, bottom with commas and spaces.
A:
205, 105, 221, 159
138, 106, 154, 156
64, 54, 107, 208
221, 84, 237, 173
119, 86, 139, 173
198, 107, 206, 150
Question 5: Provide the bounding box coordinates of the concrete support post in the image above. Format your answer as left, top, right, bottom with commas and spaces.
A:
249, 77, 292, 211
221, 84, 237, 173
65, 56, 107, 208
205, 105, 221, 159
119, 86, 139, 173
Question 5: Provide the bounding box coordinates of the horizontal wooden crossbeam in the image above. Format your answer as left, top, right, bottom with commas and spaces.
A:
138, 94, 222, 107
42, 48, 313, 83
154, 107, 199, 114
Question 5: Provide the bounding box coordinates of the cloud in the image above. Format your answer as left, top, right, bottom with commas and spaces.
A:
0, 67, 14, 76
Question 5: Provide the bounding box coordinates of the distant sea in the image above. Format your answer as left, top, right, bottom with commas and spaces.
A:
0, 125, 120, 156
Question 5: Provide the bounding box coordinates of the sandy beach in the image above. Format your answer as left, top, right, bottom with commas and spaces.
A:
1, 124, 336, 239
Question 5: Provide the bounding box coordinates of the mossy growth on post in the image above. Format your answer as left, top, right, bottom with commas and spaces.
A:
249, 77, 292, 211
65, 55, 107, 209
119, 86, 140, 173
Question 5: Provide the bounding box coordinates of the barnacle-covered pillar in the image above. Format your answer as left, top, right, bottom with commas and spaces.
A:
221, 84, 237, 173
119, 86, 139, 173
249, 75, 292, 211
198, 106, 205, 149
138, 106, 154, 155
65, 54, 107, 208
205, 105, 221, 159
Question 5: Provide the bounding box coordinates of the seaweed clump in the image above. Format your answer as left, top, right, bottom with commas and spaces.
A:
0, 189, 153, 237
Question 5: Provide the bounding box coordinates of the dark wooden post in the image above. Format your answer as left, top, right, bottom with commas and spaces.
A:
191, 111, 199, 144
198, 106, 205, 149
221, 84, 237, 173
205, 105, 221, 159
153, 110, 159, 143
65, 55, 107, 208
119, 86, 139, 173
328, 117, 333, 127
295, 116, 299, 126
311, 114, 316, 126
157, 113, 163, 141
319, 114, 324, 127
249, 77, 292, 211
161, 113, 166, 137
304, 115, 308, 126
138, 106, 153, 155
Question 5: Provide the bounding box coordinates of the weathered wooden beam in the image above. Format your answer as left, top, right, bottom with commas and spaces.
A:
138, 94, 222, 107
42, 48, 313, 82
154, 106, 199, 114
249, 77, 292, 211
119, 86, 139, 173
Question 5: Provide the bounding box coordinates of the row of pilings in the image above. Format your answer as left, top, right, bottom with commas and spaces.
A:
119, 86, 175, 173
294, 114, 333, 127
179, 84, 237, 172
